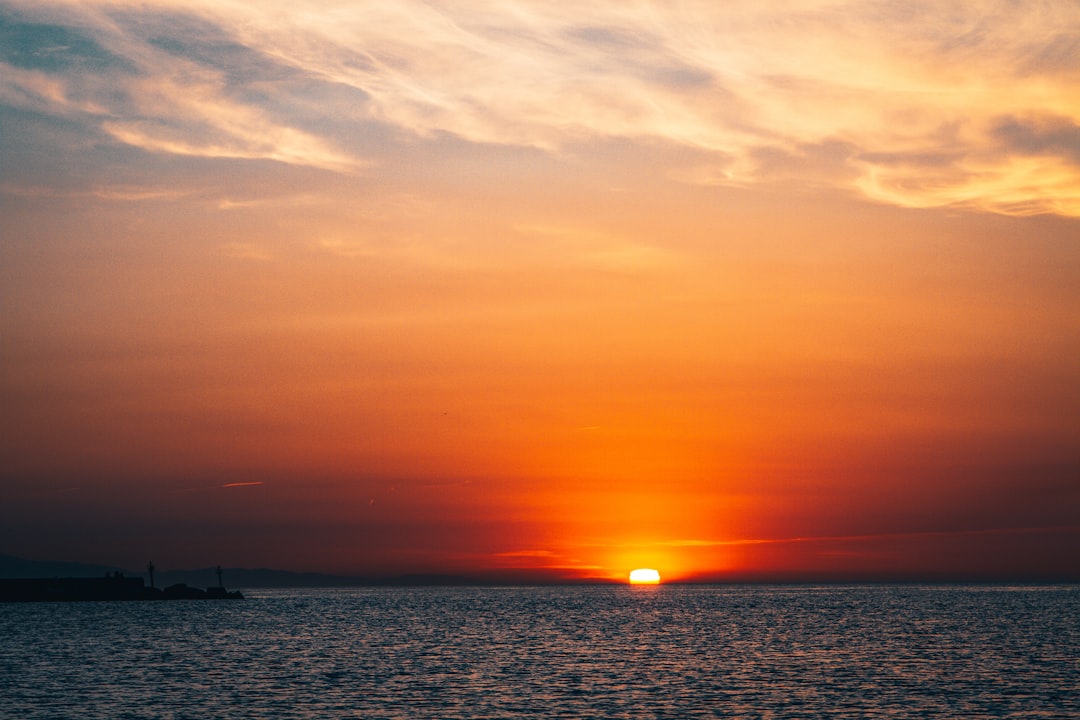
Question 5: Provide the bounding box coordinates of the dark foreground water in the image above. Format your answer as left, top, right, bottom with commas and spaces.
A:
1, 585, 1076, 719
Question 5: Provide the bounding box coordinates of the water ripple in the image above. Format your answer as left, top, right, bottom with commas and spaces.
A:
1, 585, 1076, 718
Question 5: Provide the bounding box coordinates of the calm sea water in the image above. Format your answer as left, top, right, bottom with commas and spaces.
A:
1, 585, 1076, 719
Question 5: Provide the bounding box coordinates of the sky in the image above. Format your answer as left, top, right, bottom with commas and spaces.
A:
1, 0, 1078, 583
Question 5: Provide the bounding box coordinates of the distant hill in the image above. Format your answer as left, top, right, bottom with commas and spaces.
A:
0, 553, 127, 579
151, 567, 480, 588
0, 553, 622, 587
0, 554, 477, 587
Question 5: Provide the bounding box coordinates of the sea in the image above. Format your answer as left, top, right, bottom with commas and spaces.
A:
1, 584, 1076, 719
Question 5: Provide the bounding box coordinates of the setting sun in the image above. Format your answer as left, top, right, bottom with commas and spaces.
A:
629, 569, 661, 585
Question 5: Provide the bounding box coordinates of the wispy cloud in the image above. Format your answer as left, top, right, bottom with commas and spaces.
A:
0, 2, 360, 172
0, 181, 191, 202
3, 0, 1078, 214
659, 525, 1080, 548
171, 481, 265, 493
495, 549, 556, 558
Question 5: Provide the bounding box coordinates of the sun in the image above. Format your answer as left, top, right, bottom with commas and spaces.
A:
628, 568, 661, 585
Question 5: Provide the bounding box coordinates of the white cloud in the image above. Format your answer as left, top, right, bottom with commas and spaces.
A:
4, 0, 1079, 214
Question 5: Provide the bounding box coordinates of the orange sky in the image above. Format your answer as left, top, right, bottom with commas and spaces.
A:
1, 0, 1078, 581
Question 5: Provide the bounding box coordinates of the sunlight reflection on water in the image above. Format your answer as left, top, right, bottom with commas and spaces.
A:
1, 585, 1077, 718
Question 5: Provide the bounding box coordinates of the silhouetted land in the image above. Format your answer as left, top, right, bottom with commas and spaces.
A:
0, 573, 243, 602
0, 557, 244, 602
9, 552, 1071, 589
0, 572, 243, 602
0, 553, 584, 588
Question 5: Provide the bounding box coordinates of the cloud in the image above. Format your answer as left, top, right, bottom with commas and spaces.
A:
2, 0, 1078, 214
0, 181, 190, 202
0, 3, 361, 172
170, 481, 266, 493
661, 525, 1080, 549
992, 114, 1080, 164
495, 549, 556, 558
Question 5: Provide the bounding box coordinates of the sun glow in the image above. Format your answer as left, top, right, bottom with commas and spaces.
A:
628, 568, 661, 584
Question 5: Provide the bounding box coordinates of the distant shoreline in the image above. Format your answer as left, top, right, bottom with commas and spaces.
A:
2, 554, 1076, 588
0, 576, 243, 602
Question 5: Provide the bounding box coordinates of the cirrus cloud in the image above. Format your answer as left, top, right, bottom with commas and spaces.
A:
2, 0, 1078, 214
